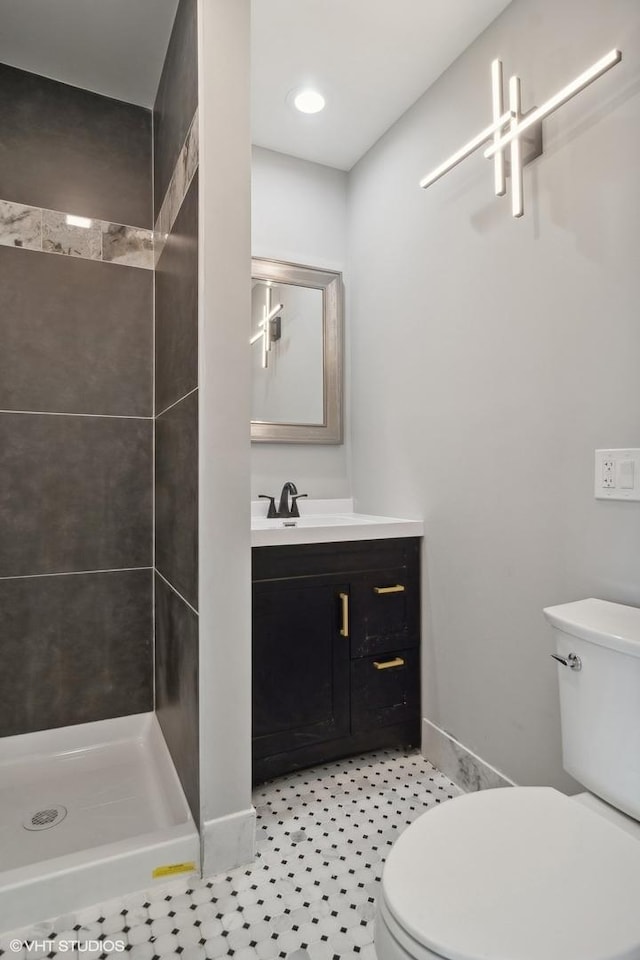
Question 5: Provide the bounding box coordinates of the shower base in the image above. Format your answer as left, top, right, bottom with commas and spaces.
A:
0, 713, 199, 932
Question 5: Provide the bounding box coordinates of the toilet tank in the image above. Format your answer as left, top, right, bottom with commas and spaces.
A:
544, 598, 640, 822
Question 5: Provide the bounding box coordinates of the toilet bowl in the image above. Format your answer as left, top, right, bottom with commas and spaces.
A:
376, 786, 640, 960
376, 599, 640, 960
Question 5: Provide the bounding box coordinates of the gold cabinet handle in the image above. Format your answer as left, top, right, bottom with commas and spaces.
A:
373, 657, 405, 670
339, 592, 349, 637
373, 584, 406, 594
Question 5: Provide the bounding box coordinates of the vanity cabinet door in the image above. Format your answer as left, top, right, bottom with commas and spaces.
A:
351, 648, 420, 734
252, 579, 350, 761
350, 566, 419, 658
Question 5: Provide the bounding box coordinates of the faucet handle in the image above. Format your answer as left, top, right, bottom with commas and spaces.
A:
258, 494, 277, 519
290, 493, 308, 518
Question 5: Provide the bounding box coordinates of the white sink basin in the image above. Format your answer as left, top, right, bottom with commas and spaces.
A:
251, 499, 423, 546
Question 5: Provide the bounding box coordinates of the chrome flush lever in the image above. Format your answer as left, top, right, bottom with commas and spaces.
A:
551, 652, 582, 671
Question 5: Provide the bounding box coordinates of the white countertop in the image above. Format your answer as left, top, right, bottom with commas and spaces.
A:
251, 498, 423, 547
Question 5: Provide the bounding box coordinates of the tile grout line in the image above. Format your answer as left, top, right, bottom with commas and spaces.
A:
0, 566, 153, 583
155, 569, 199, 618
155, 386, 199, 420
0, 409, 153, 420
151, 102, 157, 715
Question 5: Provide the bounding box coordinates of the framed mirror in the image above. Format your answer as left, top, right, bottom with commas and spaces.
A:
250, 257, 343, 443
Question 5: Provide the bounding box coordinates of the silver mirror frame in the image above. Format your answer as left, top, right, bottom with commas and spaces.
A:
250, 257, 343, 444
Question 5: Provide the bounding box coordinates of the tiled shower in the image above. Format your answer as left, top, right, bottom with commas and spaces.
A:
0, 0, 202, 926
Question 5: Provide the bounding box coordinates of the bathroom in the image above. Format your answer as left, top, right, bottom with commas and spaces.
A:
1, 0, 640, 955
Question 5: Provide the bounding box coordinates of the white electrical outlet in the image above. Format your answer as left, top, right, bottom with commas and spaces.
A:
602, 459, 615, 487
595, 449, 640, 501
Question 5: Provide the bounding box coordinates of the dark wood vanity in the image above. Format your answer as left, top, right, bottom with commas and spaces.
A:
252, 537, 421, 782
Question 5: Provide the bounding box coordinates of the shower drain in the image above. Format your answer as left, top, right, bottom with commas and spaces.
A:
23, 804, 68, 831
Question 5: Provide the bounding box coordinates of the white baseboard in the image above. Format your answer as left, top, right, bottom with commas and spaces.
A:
201, 806, 256, 878
422, 718, 516, 792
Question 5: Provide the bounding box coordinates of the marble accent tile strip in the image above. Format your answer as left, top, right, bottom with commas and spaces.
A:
154, 108, 199, 266
0, 199, 42, 250
0, 198, 153, 270
422, 717, 516, 792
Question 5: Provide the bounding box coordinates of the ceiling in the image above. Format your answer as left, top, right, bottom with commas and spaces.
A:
251, 0, 513, 170
0, 0, 179, 106
0, 0, 512, 168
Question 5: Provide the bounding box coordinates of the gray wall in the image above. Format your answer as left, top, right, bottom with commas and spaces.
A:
0, 64, 153, 737
251, 146, 350, 500
153, 0, 200, 824
347, 0, 640, 789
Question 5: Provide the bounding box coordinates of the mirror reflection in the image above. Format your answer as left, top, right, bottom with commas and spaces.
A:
251, 280, 324, 426
250, 258, 343, 444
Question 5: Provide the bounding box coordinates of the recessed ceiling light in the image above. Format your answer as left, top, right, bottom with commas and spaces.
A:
293, 89, 326, 114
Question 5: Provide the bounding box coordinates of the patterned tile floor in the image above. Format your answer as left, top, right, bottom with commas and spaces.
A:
1, 749, 460, 960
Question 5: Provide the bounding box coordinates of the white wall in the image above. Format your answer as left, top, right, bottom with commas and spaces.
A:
198, 0, 254, 874
347, 0, 640, 789
251, 146, 350, 500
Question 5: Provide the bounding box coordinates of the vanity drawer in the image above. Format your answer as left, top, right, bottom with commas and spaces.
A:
351, 648, 419, 734
350, 567, 419, 658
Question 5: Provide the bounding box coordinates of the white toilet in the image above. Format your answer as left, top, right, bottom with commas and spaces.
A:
376, 598, 640, 960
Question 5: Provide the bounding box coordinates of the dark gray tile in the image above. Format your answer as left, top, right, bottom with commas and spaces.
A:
155, 572, 199, 823
0, 413, 152, 577
0, 569, 152, 737
0, 246, 152, 417
155, 173, 198, 413
0, 63, 152, 228
155, 391, 198, 607
153, 0, 198, 215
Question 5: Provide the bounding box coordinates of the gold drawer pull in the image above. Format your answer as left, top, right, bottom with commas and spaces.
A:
339, 592, 349, 637
373, 657, 405, 670
373, 584, 406, 594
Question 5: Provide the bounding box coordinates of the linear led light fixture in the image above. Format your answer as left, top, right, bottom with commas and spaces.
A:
419, 109, 512, 189
420, 48, 621, 218
250, 287, 283, 369
484, 48, 621, 159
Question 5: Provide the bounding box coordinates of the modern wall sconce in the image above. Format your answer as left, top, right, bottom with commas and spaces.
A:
250, 285, 283, 369
419, 48, 622, 218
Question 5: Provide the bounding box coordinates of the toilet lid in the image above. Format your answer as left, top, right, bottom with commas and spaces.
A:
382, 787, 640, 960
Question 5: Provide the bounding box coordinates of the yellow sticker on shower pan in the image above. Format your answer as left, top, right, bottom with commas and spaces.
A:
152, 861, 197, 879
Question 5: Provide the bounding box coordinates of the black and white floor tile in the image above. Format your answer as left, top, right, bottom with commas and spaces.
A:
1, 749, 460, 960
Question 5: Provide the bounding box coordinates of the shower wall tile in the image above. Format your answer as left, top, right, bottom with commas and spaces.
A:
0, 569, 152, 737
155, 572, 200, 823
0, 63, 152, 229
102, 223, 154, 269
155, 391, 198, 608
154, 2, 200, 812
153, 0, 198, 216
0, 198, 42, 250
184, 110, 199, 188
154, 108, 199, 266
155, 174, 199, 413
0, 413, 152, 578
42, 208, 103, 260
0, 246, 152, 416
